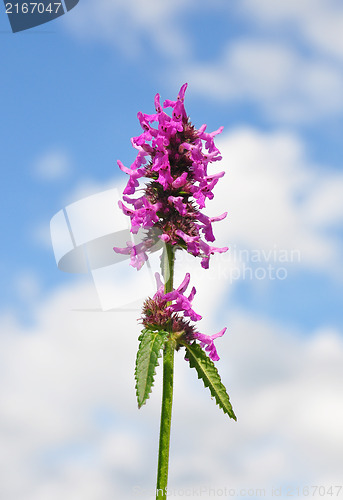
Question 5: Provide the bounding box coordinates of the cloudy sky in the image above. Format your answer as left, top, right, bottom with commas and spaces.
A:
1, 1, 343, 499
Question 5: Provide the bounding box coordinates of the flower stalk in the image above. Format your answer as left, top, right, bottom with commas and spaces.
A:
114, 84, 236, 500
156, 340, 174, 499
156, 245, 175, 498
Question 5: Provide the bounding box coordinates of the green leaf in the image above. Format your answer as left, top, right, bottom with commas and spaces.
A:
185, 342, 237, 420
135, 328, 168, 408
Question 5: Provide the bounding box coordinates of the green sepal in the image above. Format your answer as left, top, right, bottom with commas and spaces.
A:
135, 328, 168, 408
185, 342, 237, 420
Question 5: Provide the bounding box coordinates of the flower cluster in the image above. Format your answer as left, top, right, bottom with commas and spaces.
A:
113, 83, 228, 269
142, 273, 226, 362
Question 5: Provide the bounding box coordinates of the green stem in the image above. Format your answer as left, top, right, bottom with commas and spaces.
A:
156, 244, 175, 499
163, 243, 174, 295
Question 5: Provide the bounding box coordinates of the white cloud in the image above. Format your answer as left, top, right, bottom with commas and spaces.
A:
178, 40, 343, 122
12, 270, 41, 302
33, 150, 72, 181
43, 127, 343, 316
64, 0, 192, 60
0, 277, 342, 499
3, 124, 343, 495
63, 0, 343, 123
302, 175, 343, 227
211, 128, 343, 275
240, 0, 343, 61
61, 177, 125, 207
32, 177, 125, 250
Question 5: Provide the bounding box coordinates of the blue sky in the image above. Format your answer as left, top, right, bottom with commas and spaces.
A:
1, 1, 343, 499
1, 1, 342, 329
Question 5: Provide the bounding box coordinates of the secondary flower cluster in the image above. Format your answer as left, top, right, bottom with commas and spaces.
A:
113, 83, 228, 269
142, 273, 226, 362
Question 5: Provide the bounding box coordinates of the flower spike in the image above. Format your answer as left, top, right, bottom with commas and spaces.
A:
114, 83, 228, 269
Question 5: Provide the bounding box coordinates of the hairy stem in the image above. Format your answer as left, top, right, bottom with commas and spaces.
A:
156, 244, 175, 499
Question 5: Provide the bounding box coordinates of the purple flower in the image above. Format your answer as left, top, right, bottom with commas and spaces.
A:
168, 196, 188, 216
114, 83, 228, 269
194, 328, 226, 362
113, 239, 156, 270
141, 273, 226, 361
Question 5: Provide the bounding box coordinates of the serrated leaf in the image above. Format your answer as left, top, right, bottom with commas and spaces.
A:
185, 342, 237, 420
135, 329, 168, 408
